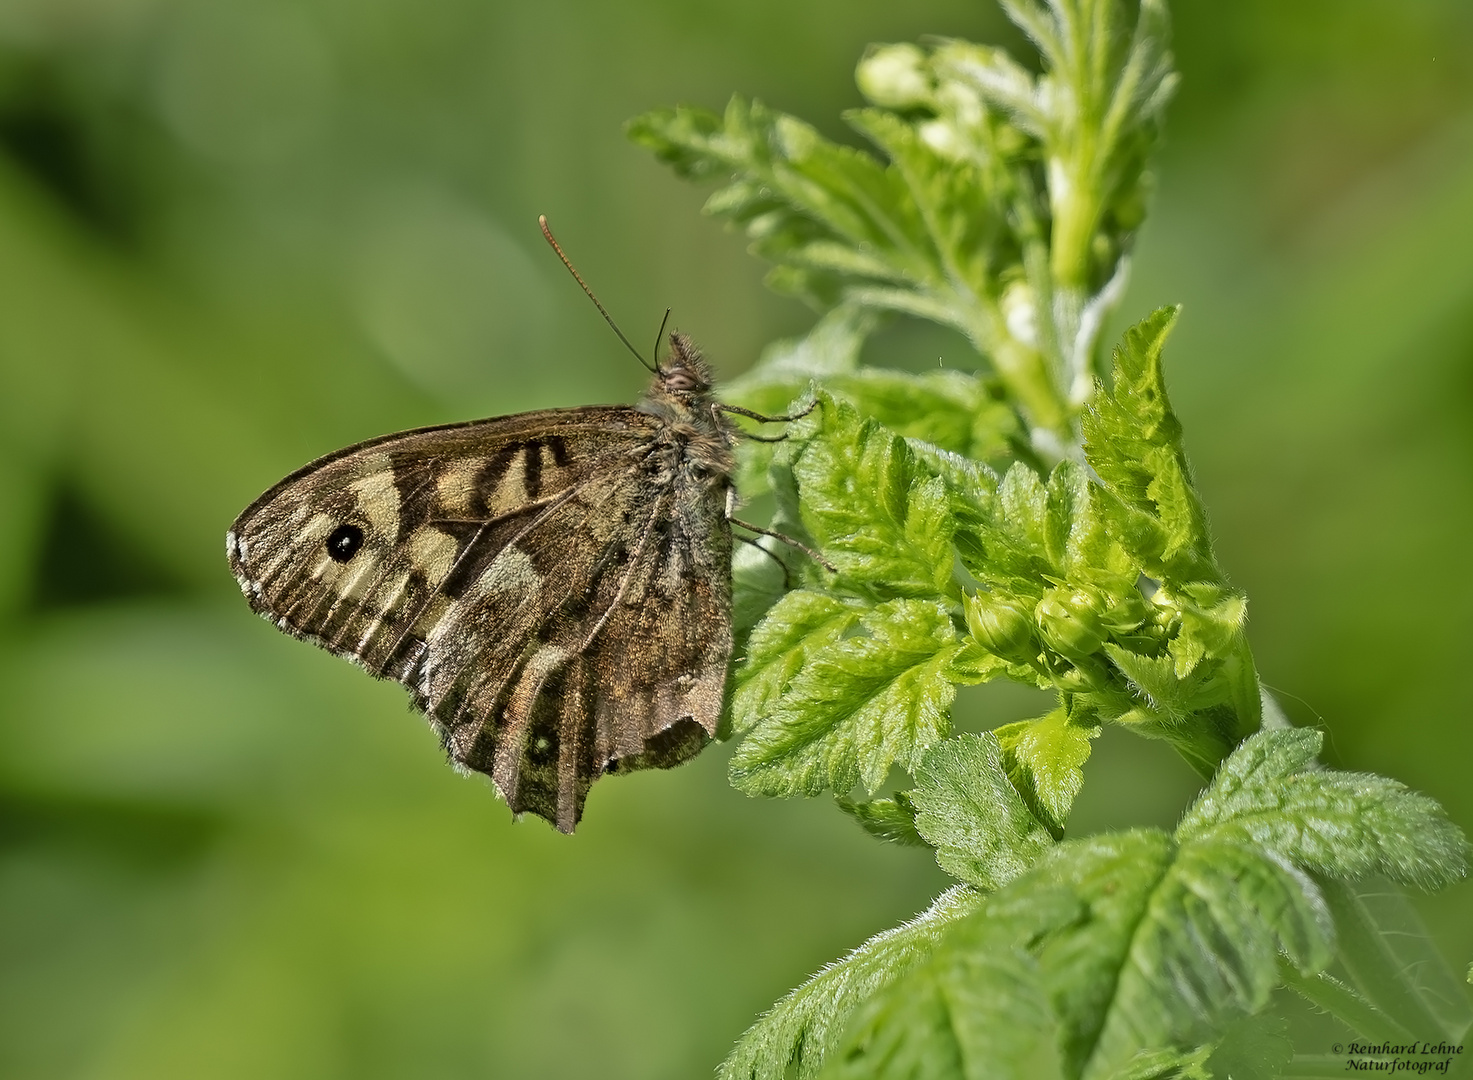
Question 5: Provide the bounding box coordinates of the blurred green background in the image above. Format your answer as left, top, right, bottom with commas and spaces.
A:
0, 0, 1470, 1076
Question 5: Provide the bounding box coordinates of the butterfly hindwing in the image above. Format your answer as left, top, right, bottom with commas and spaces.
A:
228, 374, 736, 832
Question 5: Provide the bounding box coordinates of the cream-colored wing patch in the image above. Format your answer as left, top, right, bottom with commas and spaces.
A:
474, 546, 542, 603
406, 525, 459, 588
481, 457, 529, 516
435, 460, 483, 517
348, 455, 400, 539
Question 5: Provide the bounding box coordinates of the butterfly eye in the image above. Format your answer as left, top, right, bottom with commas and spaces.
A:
665, 370, 697, 392
326, 524, 365, 563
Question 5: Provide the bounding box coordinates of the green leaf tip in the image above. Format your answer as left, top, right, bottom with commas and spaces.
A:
911, 732, 1055, 890
785, 393, 958, 600
835, 793, 927, 847
1179, 729, 1469, 891
1084, 306, 1221, 586
994, 708, 1100, 836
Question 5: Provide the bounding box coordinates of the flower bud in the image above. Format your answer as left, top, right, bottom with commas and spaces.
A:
1146, 594, 1184, 639
1050, 654, 1110, 693
965, 592, 1035, 662
1001, 280, 1039, 350
856, 44, 931, 109
1035, 587, 1107, 659
1099, 586, 1148, 635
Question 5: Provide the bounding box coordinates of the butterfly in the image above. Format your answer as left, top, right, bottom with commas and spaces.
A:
226, 323, 793, 832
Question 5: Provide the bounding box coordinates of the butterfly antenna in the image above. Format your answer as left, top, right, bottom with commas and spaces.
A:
651, 308, 671, 372
538, 215, 656, 373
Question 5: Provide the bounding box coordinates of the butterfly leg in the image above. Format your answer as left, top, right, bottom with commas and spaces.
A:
734, 532, 794, 587
717, 401, 818, 424
730, 517, 837, 573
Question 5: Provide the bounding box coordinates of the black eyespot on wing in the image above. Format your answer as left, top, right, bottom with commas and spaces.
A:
326, 523, 365, 563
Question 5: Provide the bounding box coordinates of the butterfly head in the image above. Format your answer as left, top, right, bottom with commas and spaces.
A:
655, 332, 714, 398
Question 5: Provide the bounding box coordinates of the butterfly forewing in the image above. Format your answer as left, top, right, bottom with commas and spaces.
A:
228, 349, 738, 832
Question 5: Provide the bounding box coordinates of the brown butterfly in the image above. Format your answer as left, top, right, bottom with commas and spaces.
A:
228, 219, 806, 832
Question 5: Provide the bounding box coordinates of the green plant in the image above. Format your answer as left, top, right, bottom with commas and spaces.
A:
628, 0, 1471, 1076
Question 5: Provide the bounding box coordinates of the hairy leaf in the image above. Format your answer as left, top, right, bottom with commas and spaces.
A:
1083, 307, 1217, 584
835, 793, 928, 847
816, 825, 1327, 1080
730, 598, 960, 797
994, 707, 1100, 835
786, 393, 957, 599
1176, 729, 1469, 890
788, 732, 1467, 1079
819, 894, 1073, 1080
911, 732, 1055, 890
730, 589, 864, 734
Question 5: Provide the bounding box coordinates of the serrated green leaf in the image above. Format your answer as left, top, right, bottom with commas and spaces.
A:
846, 107, 1006, 306
1083, 308, 1219, 584
787, 394, 956, 598
1168, 584, 1245, 673
836, 792, 928, 847
1176, 729, 1470, 890
994, 707, 1100, 835
831, 370, 998, 458
730, 598, 960, 797
719, 887, 984, 1080
951, 468, 1058, 606
631, 95, 942, 301
1043, 461, 1086, 570
731, 589, 863, 734
944, 641, 1022, 686
1044, 461, 1129, 578
625, 103, 730, 180
998, 461, 1050, 556
911, 732, 1055, 890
